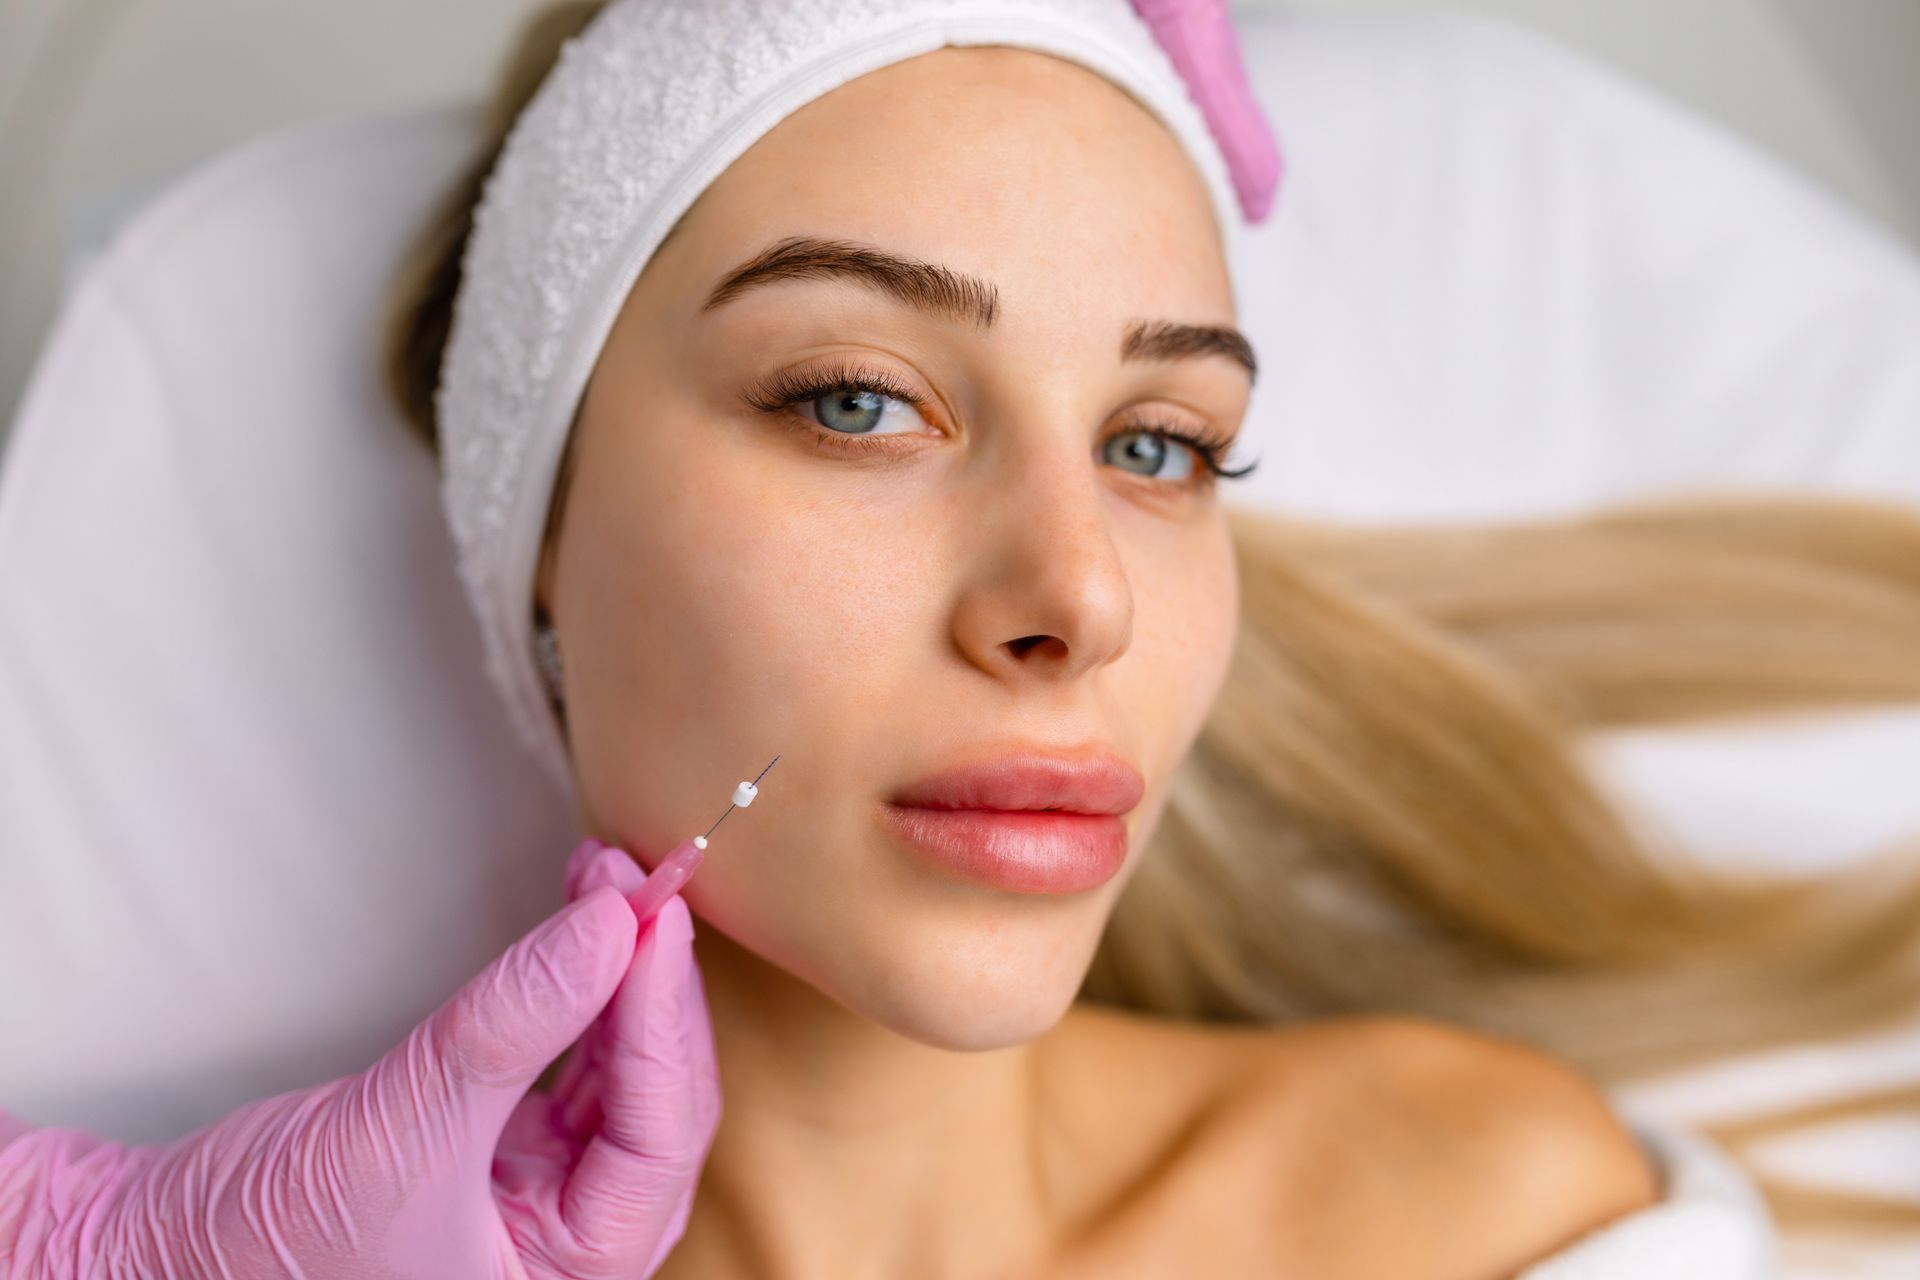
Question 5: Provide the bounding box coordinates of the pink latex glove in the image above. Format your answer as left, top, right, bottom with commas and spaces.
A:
1131, 0, 1284, 223
0, 837, 721, 1279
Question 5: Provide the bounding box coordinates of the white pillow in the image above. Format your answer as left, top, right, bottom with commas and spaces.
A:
1226, 10, 1920, 523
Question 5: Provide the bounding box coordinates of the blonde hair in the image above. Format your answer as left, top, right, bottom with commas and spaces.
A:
1097, 499, 1920, 1244
383, 1, 1920, 1247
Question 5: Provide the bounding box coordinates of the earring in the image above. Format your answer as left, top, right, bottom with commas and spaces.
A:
534, 617, 564, 705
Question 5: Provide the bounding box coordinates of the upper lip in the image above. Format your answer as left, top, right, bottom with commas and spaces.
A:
889, 747, 1145, 816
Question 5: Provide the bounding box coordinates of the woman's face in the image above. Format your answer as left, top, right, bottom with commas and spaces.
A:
535, 45, 1252, 1049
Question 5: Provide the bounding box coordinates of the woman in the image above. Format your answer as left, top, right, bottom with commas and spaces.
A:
389, 0, 1856, 1274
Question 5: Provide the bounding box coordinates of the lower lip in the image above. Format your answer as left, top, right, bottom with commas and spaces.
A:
880, 805, 1128, 894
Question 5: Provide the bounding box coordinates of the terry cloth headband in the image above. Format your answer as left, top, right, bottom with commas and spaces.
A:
437, 0, 1256, 797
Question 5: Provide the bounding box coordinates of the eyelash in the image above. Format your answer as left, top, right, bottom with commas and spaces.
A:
741, 358, 1259, 486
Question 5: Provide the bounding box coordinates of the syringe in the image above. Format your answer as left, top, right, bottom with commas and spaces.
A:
627, 754, 781, 923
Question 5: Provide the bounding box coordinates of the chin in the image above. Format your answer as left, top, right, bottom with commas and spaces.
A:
830, 913, 1107, 1052
868, 985, 1084, 1053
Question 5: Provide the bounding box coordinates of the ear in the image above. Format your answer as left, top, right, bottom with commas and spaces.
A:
533, 491, 567, 622
535, 414, 584, 620
534, 537, 557, 621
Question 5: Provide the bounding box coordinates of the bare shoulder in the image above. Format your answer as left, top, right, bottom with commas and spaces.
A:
1254, 1015, 1665, 1276
1036, 1008, 1663, 1279
1369, 1015, 1661, 1209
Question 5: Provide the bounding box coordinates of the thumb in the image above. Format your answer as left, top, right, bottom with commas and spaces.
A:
561, 892, 719, 1265
361, 886, 640, 1157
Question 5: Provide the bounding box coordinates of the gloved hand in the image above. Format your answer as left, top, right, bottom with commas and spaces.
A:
0, 837, 722, 1280
1130, 0, 1284, 223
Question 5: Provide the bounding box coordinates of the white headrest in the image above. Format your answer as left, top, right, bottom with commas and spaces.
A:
1223, 12, 1920, 524
0, 103, 579, 1141
4, 10, 1919, 1145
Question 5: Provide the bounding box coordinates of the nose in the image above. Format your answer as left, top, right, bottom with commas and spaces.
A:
948, 424, 1135, 685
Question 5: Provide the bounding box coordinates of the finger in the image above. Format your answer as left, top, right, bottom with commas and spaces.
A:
571, 843, 651, 903
556, 1036, 605, 1140
560, 893, 720, 1259
494, 1090, 587, 1202
551, 844, 653, 1125
361, 886, 639, 1155
562, 836, 609, 901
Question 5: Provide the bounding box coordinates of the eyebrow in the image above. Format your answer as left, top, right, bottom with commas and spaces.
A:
699, 235, 1257, 383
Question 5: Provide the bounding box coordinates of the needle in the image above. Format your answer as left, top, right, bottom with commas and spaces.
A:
627, 754, 781, 924
700, 753, 782, 843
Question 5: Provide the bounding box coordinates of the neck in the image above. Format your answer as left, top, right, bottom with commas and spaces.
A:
655, 923, 1068, 1280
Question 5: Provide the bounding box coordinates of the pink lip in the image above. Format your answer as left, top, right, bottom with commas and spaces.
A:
888, 750, 1145, 816
880, 807, 1129, 893
882, 748, 1143, 894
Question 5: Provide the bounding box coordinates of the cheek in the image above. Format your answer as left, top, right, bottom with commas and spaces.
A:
1104, 515, 1237, 878
562, 423, 940, 875
560, 391, 1237, 933
1125, 513, 1240, 765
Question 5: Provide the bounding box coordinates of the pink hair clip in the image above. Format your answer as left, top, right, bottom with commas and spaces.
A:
1131, 0, 1284, 223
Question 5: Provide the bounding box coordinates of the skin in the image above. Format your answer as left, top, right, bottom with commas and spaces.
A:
532, 43, 1657, 1280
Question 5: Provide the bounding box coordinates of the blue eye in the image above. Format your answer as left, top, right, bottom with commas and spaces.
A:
1104, 420, 1261, 484
1105, 428, 1192, 482
742, 360, 1259, 487
808, 385, 926, 436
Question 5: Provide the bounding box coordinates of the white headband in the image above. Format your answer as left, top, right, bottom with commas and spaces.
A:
436, 0, 1245, 798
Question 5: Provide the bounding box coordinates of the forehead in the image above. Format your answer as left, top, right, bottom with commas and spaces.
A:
652, 44, 1232, 320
